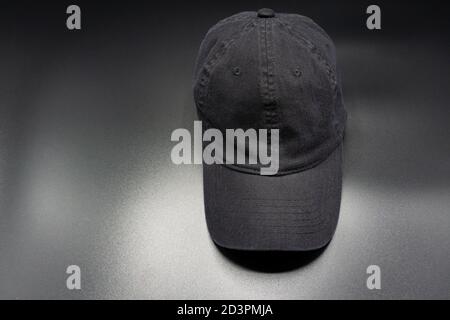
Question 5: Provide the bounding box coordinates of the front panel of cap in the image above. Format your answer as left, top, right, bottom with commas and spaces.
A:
271, 18, 343, 171
198, 24, 264, 131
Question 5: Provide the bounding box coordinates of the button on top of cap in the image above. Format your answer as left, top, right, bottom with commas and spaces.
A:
257, 8, 275, 18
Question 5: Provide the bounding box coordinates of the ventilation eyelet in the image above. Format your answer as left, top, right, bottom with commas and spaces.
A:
293, 68, 302, 77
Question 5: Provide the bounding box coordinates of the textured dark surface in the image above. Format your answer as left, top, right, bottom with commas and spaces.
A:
0, 1, 450, 299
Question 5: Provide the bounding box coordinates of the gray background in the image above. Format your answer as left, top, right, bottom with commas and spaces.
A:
0, 1, 449, 299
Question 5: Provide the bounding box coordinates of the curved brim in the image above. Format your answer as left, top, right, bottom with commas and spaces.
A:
202, 144, 343, 251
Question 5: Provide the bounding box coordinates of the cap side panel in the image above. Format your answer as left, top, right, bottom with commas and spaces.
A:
275, 18, 338, 98
194, 20, 257, 110
193, 12, 255, 80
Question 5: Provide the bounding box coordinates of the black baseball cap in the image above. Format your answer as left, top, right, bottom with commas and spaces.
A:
193, 9, 346, 251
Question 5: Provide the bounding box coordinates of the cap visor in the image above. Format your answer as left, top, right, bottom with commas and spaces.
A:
203, 144, 343, 251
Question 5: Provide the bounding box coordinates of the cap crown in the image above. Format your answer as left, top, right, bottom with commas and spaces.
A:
194, 11, 346, 174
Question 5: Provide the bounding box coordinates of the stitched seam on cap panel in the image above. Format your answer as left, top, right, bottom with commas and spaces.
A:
267, 18, 280, 128
210, 12, 254, 31
229, 211, 323, 222
259, 18, 279, 129
247, 216, 326, 227
259, 19, 268, 114
247, 220, 328, 235
221, 139, 343, 175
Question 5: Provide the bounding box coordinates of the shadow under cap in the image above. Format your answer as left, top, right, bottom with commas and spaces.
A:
215, 243, 328, 273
